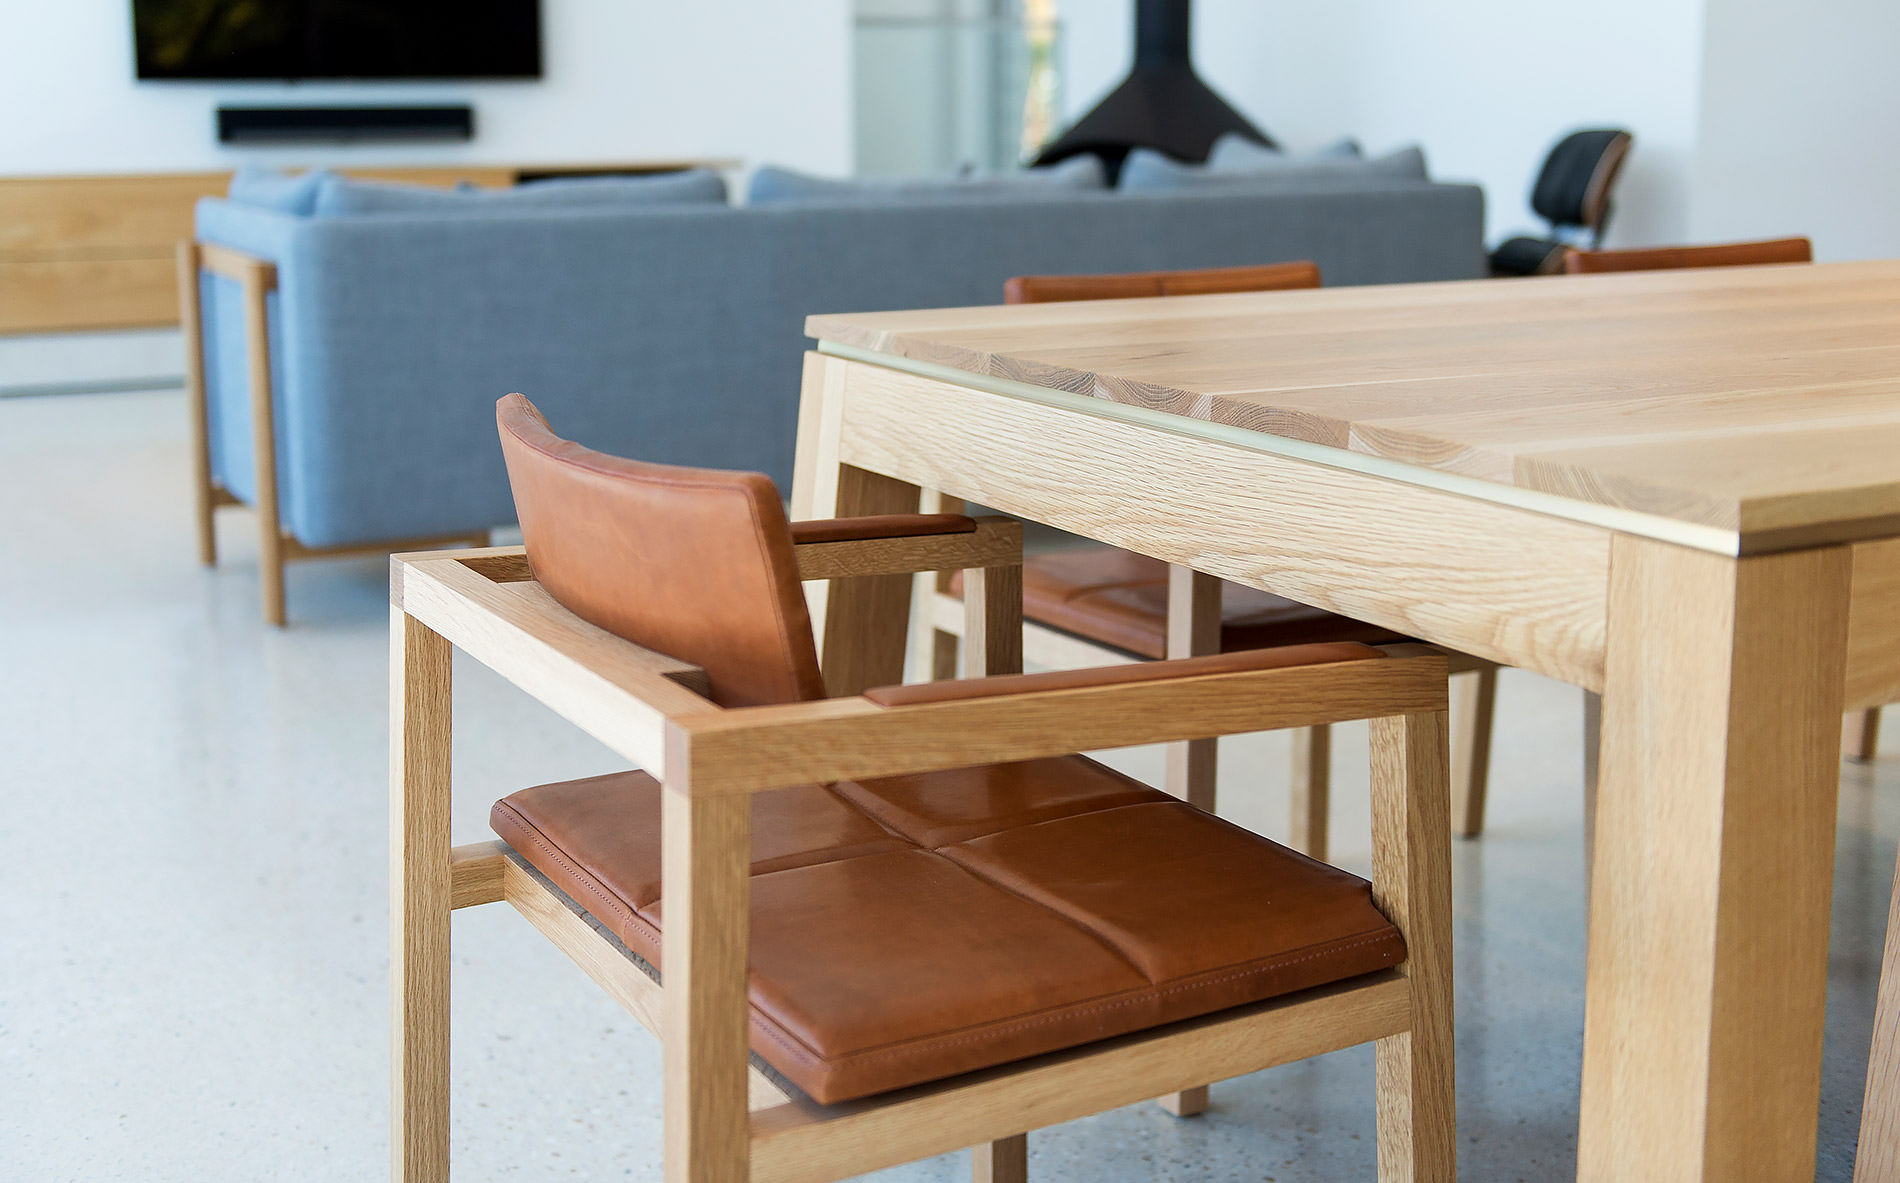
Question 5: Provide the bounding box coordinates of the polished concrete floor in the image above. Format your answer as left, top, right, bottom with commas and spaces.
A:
3, 387, 1894, 1181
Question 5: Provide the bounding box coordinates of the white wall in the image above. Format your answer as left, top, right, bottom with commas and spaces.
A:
0, 0, 852, 176
1693, 0, 1900, 261
1059, 0, 1705, 247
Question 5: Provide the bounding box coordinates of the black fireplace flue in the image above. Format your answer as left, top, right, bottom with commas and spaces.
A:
1034, 0, 1271, 180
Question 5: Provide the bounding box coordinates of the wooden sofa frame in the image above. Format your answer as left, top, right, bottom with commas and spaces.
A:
389, 520, 1454, 1182
179, 241, 487, 626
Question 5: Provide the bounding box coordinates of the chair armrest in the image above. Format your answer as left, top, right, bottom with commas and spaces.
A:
863, 642, 1381, 706
668, 646, 1446, 795
792, 514, 1021, 580
789, 513, 976, 544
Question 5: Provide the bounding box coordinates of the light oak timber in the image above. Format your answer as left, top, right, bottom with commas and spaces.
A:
1289, 724, 1332, 861
396, 557, 711, 772
660, 779, 753, 1183
1848, 537, 1900, 711
792, 517, 1021, 580
746, 973, 1413, 1183
1579, 537, 1850, 1182
971, 1134, 1027, 1183
1848, 710, 1883, 762
178, 241, 216, 566
449, 841, 509, 910
816, 353, 1610, 690
390, 609, 453, 1183
1163, 565, 1222, 814
0, 256, 181, 333
243, 252, 286, 625
1370, 709, 1456, 1181
1856, 847, 1900, 1182
1450, 665, 1499, 838
810, 464, 923, 697
808, 259, 1900, 551
670, 654, 1448, 797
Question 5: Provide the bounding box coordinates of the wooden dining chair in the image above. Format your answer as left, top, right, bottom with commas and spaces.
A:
1561, 234, 1882, 764
386, 392, 1456, 1183
928, 261, 1502, 869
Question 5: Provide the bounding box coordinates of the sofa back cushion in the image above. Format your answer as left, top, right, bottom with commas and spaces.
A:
1121, 143, 1429, 192
228, 167, 331, 215
748, 154, 1105, 205
312, 169, 728, 215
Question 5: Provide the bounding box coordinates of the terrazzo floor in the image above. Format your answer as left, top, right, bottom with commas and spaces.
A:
3, 388, 1893, 1181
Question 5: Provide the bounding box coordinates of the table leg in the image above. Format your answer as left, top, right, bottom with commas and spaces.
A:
791, 352, 922, 695
1578, 537, 1850, 1181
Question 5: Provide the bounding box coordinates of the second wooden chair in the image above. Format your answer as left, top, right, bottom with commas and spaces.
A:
929, 261, 1502, 866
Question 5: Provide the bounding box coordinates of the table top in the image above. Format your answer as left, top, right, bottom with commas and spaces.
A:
807, 259, 1900, 551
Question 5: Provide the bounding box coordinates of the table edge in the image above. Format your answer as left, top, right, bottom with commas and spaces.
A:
815, 340, 1748, 557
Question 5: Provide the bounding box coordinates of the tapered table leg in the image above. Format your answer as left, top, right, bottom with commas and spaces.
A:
1578, 538, 1850, 1181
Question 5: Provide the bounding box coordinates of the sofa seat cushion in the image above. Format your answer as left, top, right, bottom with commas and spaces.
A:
957, 545, 1404, 661
492, 756, 1404, 1104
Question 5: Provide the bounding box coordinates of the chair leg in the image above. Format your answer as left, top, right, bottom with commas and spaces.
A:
1856, 848, 1900, 1180
1289, 725, 1331, 862
391, 610, 453, 1183
1157, 1086, 1209, 1117
972, 1134, 1028, 1183
1846, 708, 1882, 762
1450, 665, 1499, 838
240, 260, 287, 626
1370, 709, 1456, 1182
1582, 688, 1601, 904
933, 628, 961, 682
1165, 738, 1218, 813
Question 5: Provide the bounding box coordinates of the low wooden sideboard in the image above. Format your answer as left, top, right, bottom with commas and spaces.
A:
0, 160, 734, 336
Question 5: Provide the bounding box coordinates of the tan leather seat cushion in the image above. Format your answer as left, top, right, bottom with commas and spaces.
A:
980, 547, 1405, 660
493, 757, 1404, 1104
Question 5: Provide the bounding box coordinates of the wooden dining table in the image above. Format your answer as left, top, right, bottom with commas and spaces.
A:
787, 259, 1900, 1181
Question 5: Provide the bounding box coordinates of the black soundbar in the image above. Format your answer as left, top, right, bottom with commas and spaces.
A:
216, 105, 475, 144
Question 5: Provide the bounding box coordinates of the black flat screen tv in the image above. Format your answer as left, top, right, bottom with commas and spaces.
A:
133, 0, 543, 81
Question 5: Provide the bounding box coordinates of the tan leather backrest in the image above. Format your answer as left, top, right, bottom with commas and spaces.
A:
1005, 260, 1322, 304
496, 393, 826, 708
1563, 237, 1813, 274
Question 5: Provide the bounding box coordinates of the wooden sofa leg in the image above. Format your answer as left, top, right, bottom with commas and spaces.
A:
1158, 1086, 1209, 1117
1289, 725, 1331, 862
972, 1134, 1028, 1183
1450, 665, 1499, 838
177, 241, 218, 568
1846, 708, 1882, 762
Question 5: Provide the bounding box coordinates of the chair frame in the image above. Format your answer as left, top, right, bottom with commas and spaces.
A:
179, 241, 488, 626
389, 521, 1454, 1182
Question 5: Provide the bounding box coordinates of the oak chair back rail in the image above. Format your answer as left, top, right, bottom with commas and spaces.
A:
391, 531, 1455, 1182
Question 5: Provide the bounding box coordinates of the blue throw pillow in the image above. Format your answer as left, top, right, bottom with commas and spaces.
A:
1206, 134, 1363, 170
1120, 144, 1428, 192
746, 154, 1105, 205
227, 166, 330, 215
312, 169, 729, 215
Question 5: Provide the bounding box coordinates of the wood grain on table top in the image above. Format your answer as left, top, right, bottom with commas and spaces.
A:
806, 259, 1900, 544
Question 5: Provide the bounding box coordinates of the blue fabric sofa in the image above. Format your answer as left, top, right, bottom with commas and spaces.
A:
190, 176, 1485, 597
